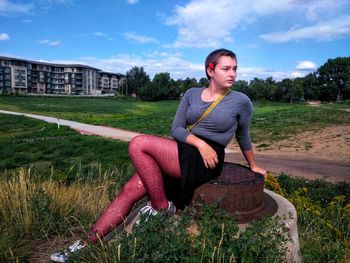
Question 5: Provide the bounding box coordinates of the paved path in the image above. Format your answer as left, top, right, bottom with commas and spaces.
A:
1, 109, 349, 183
224, 151, 350, 183
0, 109, 141, 142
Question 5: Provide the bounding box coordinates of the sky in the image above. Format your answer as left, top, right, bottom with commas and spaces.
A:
1, 0, 350, 81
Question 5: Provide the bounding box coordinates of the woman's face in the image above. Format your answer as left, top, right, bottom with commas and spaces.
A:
208, 56, 237, 88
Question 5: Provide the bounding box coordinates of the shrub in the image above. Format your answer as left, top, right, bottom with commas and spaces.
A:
74, 204, 290, 263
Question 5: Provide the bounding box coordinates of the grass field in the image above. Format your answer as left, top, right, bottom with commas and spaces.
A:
0, 95, 349, 142
0, 113, 130, 180
0, 95, 349, 262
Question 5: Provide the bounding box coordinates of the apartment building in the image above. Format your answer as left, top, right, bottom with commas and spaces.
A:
0, 56, 125, 95
99, 71, 126, 94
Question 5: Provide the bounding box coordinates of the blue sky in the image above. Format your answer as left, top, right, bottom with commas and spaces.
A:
1, 0, 350, 81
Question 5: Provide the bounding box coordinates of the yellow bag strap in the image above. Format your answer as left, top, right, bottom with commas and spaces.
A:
188, 89, 231, 132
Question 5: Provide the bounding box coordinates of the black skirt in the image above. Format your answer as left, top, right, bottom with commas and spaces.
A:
164, 136, 225, 209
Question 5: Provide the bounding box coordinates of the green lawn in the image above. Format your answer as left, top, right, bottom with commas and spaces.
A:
0, 113, 130, 181
0, 95, 349, 143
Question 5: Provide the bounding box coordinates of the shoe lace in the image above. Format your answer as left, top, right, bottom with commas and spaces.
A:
138, 204, 158, 216
68, 241, 85, 252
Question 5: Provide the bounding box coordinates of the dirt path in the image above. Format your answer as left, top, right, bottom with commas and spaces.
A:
225, 151, 350, 183
226, 125, 350, 183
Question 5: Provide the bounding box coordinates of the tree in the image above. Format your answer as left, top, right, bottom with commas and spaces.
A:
126, 66, 150, 96
234, 80, 251, 97
140, 72, 174, 101
288, 78, 304, 103
249, 78, 267, 101
198, 77, 209, 87
303, 73, 318, 100
277, 78, 294, 102
317, 57, 350, 101
179, 77, 198, 94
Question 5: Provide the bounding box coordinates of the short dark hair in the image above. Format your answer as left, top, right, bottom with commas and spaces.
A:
205, 48, 237, 80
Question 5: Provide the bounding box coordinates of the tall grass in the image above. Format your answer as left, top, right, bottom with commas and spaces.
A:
0, 168, 34, 235
0, 165, 131, 262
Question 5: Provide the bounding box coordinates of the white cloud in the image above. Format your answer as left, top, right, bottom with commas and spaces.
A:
238, 66, 311, 81
0, 0, 75, 16
93, 32, 113, 41
260, 16, 350, 42
165, 0, 250, 48
39, 39, 62, 46
165, 0, 350, 48
298, 0, 348, 22
48, 52, 306, 81
0, 33, 10, 41
295, 61, 317, 71
164, 0, 306, 48
127, 0, 139, 4
0, 0, 33, 16
123, 32, 159, 44
252, 0, 347, 21
290, 71, 305, 79
36, 0, 74, 10
22, 18, 33, 23
93, 32, 107, 37
49, 53, 203, 80
250, 0, 293, 15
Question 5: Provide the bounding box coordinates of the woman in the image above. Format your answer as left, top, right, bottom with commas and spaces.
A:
50, 48, 266, 262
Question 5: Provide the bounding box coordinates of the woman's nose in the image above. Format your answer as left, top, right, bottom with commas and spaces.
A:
229, 69, 236, 76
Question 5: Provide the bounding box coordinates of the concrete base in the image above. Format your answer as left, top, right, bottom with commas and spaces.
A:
243, 189, 301, 263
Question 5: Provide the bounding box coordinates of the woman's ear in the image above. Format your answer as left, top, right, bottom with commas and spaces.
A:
207, 67, 215, 78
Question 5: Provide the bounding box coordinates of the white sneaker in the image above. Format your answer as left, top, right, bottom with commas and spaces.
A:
135, 201, 176, 225
50, 240, 86, 262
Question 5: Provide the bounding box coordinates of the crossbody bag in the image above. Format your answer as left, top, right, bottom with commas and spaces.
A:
187, 89, 231, 132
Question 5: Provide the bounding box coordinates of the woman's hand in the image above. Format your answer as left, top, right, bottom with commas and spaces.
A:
197, 141, 218, 169
185, 134, 218, 169
250, 165, 267, 179
242, 149, 267, 179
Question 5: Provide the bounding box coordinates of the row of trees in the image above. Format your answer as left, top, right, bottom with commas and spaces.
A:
125, 57, 350, 102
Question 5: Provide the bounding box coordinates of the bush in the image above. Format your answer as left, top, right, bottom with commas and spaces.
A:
265, 173, 350, 262
74, 204, 289, 263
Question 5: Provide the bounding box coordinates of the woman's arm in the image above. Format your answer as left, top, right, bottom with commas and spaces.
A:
242, 149, 267, 178
171, 90, 192, 142
236, 97, 266, 178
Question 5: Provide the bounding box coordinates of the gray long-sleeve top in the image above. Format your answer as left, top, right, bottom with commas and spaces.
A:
171, 87, 253, 151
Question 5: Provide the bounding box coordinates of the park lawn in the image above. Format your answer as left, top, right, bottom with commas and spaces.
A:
0, 95, 176, 136
0, 113, 130, 180
0, 95, 349, 143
